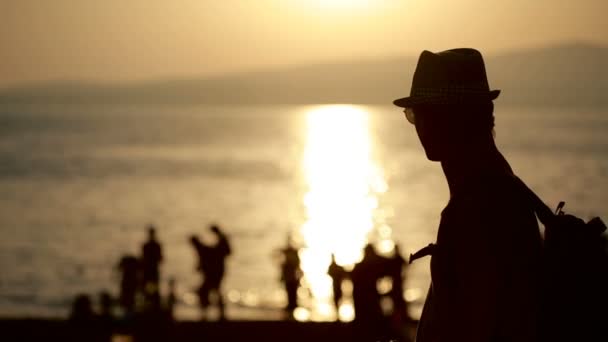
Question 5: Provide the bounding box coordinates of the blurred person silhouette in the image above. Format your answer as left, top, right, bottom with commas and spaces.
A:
393, 49, 543, 342
351, 244, 387, 340
98, 291, 113, 320
327, 253, 347, 312
389, 244, 408, 317
388, 244, 411, 341
117, 254, 139, 315
141, 225, 163, 311
68, 294, 103, 342
190, 224, 231, 320
165, 277, 177, 321
97, 291, 114, 342
97, 290, 114, 325
69, 293, 95, 323
279, 234, 302, 317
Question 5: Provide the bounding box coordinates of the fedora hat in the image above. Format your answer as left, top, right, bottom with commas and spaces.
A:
393, 48, 500, 108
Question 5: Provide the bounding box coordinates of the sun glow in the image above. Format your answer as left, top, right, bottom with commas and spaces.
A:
307, 0, 374, 10
298, 105, 388, 321
297, 0, 382, 14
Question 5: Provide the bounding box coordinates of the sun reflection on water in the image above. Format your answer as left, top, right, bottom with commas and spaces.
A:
299, 105, 389, 321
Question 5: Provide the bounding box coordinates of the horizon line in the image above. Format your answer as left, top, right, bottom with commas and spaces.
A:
0, 40, 605, 91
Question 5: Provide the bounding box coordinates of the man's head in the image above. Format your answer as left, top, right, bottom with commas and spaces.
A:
210, 224, 221, 235
147, 225, 156, 240
406, 102, 495, 161
393, 48, 499, 161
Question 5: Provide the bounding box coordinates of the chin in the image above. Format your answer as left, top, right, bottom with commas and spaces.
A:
424, 150, 442, 162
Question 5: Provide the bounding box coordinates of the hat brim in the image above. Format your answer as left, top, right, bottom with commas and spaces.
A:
392, 89, 501, 108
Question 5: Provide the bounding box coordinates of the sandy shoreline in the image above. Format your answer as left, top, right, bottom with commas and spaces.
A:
0, 318, 417, 342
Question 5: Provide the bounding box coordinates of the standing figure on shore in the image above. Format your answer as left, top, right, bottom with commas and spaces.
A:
98, 290, 114, 321
68, 293, 101, 341
98, 291, 115, 341
389, 244, 408, 320
141, 225, 163, 311
327, 253, 347, 312
388, 244, 411, 341
351, 244, 385, 337
190, 224, 231, 320
69, 293, 95, 323
279, 234, 302, 316
166, 277, 177, 321
117, 254, 139, 315
393, 48, 542, 342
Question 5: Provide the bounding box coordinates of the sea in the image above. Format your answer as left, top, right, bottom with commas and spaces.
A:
0, 103, 606, 321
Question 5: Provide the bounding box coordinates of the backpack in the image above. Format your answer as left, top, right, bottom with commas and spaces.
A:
516, 177, 608, 342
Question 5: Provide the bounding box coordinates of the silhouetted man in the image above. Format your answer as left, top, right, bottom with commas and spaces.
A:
69, 294, 95, 323
190, 224, 231, 320
388, 244, 411, 342
389, 244, 408, 318
141, 225, 163, 310
98, 290, 114, 322
327, 253, 347, 312
97, 291, 114, 342
68, 294, 100, 341
351, 244, 386, 340
117, 254, 139, 314
393, 49, 543, 342
166, 277, 177, 321
279, 234, 302, 317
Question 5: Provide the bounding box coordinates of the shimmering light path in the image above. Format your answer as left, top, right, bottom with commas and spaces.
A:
298, 105, 390, 321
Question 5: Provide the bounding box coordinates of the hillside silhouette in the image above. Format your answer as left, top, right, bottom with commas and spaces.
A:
1, 42, 606, 107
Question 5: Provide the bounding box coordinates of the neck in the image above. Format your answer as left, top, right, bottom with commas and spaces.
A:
440, 141, 511, 196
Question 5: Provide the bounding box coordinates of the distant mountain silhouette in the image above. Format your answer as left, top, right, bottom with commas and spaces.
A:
487, 42, 608, 106
1, 42, 606, 107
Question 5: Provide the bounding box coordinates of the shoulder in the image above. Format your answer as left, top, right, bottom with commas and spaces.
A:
446, 175, 532, 221
440, 175, 538, 244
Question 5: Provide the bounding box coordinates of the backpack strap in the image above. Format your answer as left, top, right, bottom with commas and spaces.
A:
408, 177, 555, 265
513, 176, 555, 226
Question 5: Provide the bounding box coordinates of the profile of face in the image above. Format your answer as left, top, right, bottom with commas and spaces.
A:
406, 106, 454, 161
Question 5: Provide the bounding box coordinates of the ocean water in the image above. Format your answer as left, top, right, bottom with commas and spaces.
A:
0, 103, 606, 320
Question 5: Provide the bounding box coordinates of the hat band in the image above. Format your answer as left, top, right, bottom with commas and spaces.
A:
411, 86, 491, 98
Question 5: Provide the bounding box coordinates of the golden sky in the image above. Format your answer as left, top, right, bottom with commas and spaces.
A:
1, 0, 607, 86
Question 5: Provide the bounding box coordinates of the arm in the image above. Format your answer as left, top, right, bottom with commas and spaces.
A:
435, 201, 500, 342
